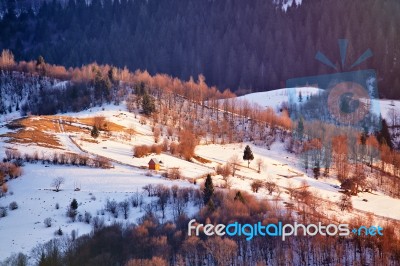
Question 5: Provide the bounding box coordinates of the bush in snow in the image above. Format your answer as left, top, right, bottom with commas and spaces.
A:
55, 227, 63, 236
105, 199, 118, 215
55, 203, 60, 209
0, 206, 7, 217
44, 217, 52, 227
251, 180, 263, 193
9, 201, 18, 210
0, 252, 28, 266
84, 212, 92, 224
66, 207, 77, 222
71, 229, 77, 241
119, 200, 130, 219
92, 216, 105, 232
130, 192, 143, 208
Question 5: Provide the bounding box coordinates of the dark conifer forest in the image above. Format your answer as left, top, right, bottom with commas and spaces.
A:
0, 0, 400, 98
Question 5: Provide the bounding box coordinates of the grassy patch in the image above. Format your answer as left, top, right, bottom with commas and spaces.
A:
2, 117, 63, 149
193, 155, 212, 164
76, 117, 126, 132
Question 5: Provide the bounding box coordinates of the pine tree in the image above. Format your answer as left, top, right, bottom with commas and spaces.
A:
243, 145, 254, 168
207, 199, 215, 211
142, 92, 155, 116
70, 199, 78, 210
376, 119, 393, 149
313, 160, 320, 179
296, 117, 304, 140
203, 174, 214, 205
234, 191, 245, 203
298, 91, 303, 102
91, 125, 99, 139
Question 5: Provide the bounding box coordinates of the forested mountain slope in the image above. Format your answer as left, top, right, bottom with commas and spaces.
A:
0, 0, 399, 98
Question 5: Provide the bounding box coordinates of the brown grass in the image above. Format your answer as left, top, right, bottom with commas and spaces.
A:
80, 138, 99, 144
1, 115, 125, 149
76, 117, 126, 132
193, 155, 212, 164
2, 116, 67, 149
2, 129, 62, 149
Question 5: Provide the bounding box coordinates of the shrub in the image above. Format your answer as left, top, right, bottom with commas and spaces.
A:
216, 163, 232, 179
130, 192, 143, 208
169, 142, 179, 155
9, 201, 18, 210
71, 229, 77, 241
2, 183, 8, 195
55, 227, 63, 236
44, 217, 52, 227
84, 212, 92, 224
92, 216, 105, 232
166, 168, 182, 180
134, 145, 151, 158
93, 156, 112, 169
338, 194, 353, 211
0, 206, 7, 217
105, 199, 118, 214
265, 181, 277, 195
151, 144, 162, 155
162, 139, 169, 152
66, 207, 77, 222
251, 180, 263, 193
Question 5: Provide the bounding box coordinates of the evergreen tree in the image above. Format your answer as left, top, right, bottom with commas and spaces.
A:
298, 91, 303, 102
91, 125, 99, 139
313, 160, 320, 179
376, 119, 393, 149
207, 198, 215, 211
93, 70, 112, 104
296, 117, 304, 140
70, 199, 78, 210
203, 174, 214, 205
243, 145, 254, 168
234, 191, 245, 203
142, 92, 155, 116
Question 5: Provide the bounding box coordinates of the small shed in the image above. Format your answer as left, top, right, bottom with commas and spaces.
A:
148, 158, 160, 171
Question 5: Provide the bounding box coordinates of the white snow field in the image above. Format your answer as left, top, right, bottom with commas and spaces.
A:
0, 163, 195, 260
237, 86, 400, 124
236, 87, 323, 111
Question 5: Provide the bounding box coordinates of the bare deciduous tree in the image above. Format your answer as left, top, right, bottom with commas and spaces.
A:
256, 158, 265, 173
228, 155, 241, 177
251, 180, 263, 193
119, 200, 130, 219
338, 194, 353, 211
51, 177, 65, 192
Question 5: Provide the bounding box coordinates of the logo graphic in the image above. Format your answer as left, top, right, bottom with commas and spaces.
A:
286, 39, 380, 129
188, 219, 383, 241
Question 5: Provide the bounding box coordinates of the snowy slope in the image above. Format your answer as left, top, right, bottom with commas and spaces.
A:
0, 164, 195, 260
238, 87, 400, 125
236, 87, 323, 111
1, 91, 400, 260
195, 142, 400, 221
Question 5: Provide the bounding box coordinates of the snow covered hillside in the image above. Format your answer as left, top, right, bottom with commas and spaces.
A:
236, 87, 322, 111
238, 86, 400, 126
0, 87, 400, 260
